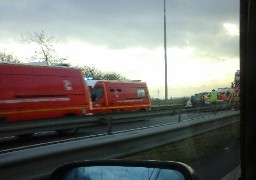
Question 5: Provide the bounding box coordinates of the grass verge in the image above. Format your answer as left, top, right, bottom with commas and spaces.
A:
123, 123, 240, 164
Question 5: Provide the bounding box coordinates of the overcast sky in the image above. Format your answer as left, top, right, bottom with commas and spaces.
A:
0, 0, 239, 98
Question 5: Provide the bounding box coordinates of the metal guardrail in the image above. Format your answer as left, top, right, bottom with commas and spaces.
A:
0, 111, 239, 180
0, 115, 98, 137
0, 103, 236, 138
151, 102, 236, 112
0, 110, 176, 138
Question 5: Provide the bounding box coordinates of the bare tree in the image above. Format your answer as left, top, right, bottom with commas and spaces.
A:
78, 66, 102, 79
22, 30, 66, 65
75, 65, 126, 80
0, 51, 20, 63
102, 72, 126, 80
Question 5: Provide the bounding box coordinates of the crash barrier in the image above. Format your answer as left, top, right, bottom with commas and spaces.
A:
0, 102, 238, 138
152, 102, 239, 112
0, 111, 239, 180
0, 110, 176, 138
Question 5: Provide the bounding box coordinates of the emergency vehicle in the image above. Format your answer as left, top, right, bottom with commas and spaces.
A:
231, 70, 240, 110
216, 87, 234, 102
190, 92, 210, 106
86, 80, 151, 114
0, 63, 91, 122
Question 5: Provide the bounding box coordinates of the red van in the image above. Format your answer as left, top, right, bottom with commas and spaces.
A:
0, 63, 91, 122
86, 80, 151, 114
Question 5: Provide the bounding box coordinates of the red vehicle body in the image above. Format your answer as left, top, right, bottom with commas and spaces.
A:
86, 80, 151, 114
0, 63, 91, 122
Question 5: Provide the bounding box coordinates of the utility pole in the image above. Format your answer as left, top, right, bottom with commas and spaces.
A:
164, 0, 168, 105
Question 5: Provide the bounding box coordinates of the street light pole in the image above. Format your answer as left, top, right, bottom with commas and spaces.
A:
164, 0, 168, 105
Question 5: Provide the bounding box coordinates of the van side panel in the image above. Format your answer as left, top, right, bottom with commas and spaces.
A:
0, 64, 91, 122
90, 81, 151, 114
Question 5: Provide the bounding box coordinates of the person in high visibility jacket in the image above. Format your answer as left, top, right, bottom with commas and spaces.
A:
210, 89, 218, 103
210, 89, 218, 114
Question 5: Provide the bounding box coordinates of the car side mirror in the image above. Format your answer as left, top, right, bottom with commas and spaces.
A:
50, 160, 199, 180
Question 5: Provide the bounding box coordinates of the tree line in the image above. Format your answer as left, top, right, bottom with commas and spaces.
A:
0, 30, 126, 80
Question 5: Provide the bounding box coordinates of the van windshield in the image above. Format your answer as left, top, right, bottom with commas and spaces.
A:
91, 87, 104, 101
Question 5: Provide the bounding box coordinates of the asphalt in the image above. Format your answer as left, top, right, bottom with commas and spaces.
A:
187, 137, 240, 180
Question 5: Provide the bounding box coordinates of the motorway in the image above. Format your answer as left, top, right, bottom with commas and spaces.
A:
0, 110, 240, 179
0, 111, 216, 151
192, 140, 240, 180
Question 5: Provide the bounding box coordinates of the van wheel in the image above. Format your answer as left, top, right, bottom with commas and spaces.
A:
0, 116, 6, 122
56, 114, 79, 135
56, 128, 79, 135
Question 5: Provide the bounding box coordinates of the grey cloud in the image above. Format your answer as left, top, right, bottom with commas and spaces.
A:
0, 0, 239, 58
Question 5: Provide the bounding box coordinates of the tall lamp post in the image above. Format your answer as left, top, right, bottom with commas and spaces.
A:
164, 0, 168, 105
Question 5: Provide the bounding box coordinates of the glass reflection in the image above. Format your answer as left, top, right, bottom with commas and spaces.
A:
63, 166, 185, 180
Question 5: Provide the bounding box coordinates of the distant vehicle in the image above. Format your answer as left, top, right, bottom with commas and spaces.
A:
189, 85, 238, 107
190, 92, 210, 107
231, 70, 240, 110
216, 87, 234, 103
0, 63, 91, 122
86, 80, 151, 114
232, 70, 240, 89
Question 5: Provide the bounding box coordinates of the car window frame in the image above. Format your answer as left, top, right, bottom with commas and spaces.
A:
240, 0, 256, 179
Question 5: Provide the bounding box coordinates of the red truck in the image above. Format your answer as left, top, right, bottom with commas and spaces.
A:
86, 80, 151, 114
0, 63, 91, 122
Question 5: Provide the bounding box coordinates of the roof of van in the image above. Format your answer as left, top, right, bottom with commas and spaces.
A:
85, 79, 145, 88
0, 63, 80, 76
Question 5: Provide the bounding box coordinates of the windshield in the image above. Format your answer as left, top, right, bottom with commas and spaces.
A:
0, 1, 240, 180
91, 87, 104, 101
